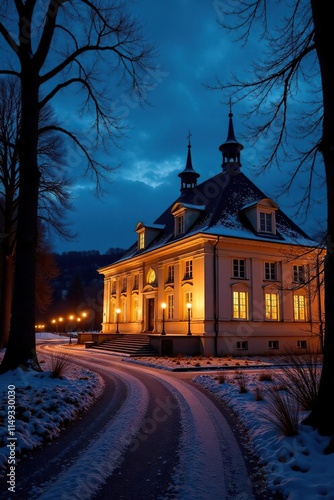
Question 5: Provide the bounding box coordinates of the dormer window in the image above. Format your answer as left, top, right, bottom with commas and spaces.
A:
171, 202, 205, 238
242, 198, 278, 236
135, 222, 165, 250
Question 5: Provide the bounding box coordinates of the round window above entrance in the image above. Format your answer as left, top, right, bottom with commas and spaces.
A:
147, 268, 156, 284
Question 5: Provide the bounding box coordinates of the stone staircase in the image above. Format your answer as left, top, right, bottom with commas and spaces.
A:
91, 334, 158, 357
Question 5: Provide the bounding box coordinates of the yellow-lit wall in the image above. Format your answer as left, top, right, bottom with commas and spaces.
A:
98, 234, 324, 356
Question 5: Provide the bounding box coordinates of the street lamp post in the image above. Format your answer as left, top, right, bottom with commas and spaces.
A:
69, 315, 74, 344
81, 312, 87, 331
186, 302, 192, 336
116, 308, 121, 334
161, 302, 166, 335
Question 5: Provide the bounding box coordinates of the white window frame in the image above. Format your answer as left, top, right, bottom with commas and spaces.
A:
184, 260, 193, 279
167, 265, 174, 283
265, 293, 279, 320
167, 294, 174, 320
237, 341, 248, 350
294, 294, 306, 321
138, 231, 145, 249
176, 214, 184, 235
293, 265, 305, 283
233, 259, 246, 278
233, 290, 248, 319
184, 291, 192, 319
268, 340, 279, 350
260, 212, 273, 233
265, 262, 277, 281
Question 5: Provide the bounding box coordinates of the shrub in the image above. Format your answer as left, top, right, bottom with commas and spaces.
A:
49, 352, 73, 378
263, 387, 299, 436
258, 371, 273, 382
254, 386, 264, 401
235, 371, 248, 393
275, 347, 321, 410
216, 372, 227, 384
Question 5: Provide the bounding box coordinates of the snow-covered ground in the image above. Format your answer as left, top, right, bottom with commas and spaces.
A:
1, 333, 333, 499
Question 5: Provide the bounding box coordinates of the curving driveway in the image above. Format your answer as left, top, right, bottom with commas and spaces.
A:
6, 344, 266, 500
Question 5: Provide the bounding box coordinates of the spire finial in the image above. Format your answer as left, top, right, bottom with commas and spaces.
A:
187, 129, 192, 147
178, 130, 200, 192
218, 105, 243, 171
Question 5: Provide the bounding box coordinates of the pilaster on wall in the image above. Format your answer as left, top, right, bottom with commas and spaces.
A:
103, 278, 111, 326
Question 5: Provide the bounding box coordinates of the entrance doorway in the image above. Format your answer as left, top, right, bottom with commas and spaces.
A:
147, 298, 155, 331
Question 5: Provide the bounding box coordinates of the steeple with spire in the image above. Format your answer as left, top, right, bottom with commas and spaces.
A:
178, 131, 200, 192
219, 101, 244, 172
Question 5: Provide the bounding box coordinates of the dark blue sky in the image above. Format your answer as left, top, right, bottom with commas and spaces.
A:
51, 0, 326, 254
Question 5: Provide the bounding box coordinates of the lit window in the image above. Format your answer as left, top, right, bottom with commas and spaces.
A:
268, 340, 279, 350
139, 232, 145, 249
260, 212, 273, 232
184, 260, 193, 279
133, 297, 139, 321
294, 295, 306, 321
185, 291, 192, 319
122, 301, 126, 321
167, 265, 174, 283
293, 265, 305, 283
237, 341, 248, 350
233, 291, 248, 319
265, 293, 279, 320
167, 294, 174, 319
265, 262, 277, 280
233, 259, 246, 278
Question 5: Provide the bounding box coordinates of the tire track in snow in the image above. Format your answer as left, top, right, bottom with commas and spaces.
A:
153, 372, 255, 500
34, 367, 149, 500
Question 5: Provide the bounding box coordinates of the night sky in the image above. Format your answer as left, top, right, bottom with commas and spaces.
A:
50, 0, 326, 254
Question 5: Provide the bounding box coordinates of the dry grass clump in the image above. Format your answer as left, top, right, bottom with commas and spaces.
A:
215, 372, 227, 384
48, 352, 73, 378
263, 387, 299, 436
258, 371, 273, 382
275, 347, 321, 410
234, 370, 248, 393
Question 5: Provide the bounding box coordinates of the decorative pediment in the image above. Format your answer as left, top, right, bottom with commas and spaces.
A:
171, 202, 206, 236
135, 222, 165, 250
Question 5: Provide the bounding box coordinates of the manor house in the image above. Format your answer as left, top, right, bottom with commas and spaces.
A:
98, 111, 324, 357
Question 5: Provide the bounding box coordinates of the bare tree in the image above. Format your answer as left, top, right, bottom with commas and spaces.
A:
0, 1, 154, 372
213, 1, 334, 443
0, 78, 72, 349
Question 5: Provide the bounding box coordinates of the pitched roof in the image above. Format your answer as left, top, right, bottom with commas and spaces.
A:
118, 168, 316, 262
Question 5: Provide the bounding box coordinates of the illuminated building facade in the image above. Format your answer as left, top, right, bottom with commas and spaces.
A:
98, 111, 324, 356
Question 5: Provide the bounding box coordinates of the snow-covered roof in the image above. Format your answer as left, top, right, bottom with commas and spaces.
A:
112, 170, 318, 263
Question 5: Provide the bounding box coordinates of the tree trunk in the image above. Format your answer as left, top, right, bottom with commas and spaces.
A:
0, 187, 16, 348
302, 1, 334, 436
0, 252, 14, 349
0, 64, 41, 372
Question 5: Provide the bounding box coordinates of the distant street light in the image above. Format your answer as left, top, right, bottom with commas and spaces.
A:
161, 302, 166, 335
186, 302, 192, 336
69, 315, 74, 344
116, 308, 121, 334
81, 312, 87, 331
